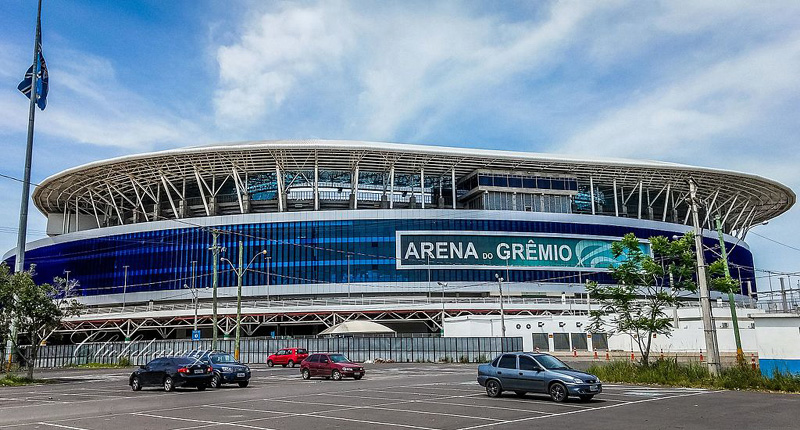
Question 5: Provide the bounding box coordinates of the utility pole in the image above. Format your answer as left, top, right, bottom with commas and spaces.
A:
122, 265, 129, 311
689, 179, 721, 376
494, 274, 507, 338
715, 215, 744, 364
347, 253, 351, 299
209, 230, 221, 351
265, 255, 271, 303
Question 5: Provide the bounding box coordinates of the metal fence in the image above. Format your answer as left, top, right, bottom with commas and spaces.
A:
25, 336, 522, 368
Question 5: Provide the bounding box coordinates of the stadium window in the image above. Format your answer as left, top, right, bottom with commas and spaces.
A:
493, 176, 508, 187
508, 176, 522, 188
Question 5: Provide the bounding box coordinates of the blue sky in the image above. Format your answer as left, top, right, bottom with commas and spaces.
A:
1, 0, 799, 289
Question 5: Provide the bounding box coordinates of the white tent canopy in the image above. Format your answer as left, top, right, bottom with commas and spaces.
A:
318, 320, 395, 335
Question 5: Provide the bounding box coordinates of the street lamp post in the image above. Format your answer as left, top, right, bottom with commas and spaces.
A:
221, 241, 266, 361
209, 230, 221, 351
122, 266, 129, 311
494, 274, 507, 338
437, 282, 447, 334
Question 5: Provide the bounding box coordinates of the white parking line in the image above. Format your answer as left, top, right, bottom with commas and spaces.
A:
36, 424, 91, 430
132, 412, 277, 430
455, 390, 716, 430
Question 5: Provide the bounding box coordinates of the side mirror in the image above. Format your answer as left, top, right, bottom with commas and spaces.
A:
139, 365, 146, 370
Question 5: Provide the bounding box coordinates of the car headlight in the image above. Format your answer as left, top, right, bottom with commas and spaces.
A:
568, 376, 583, 384
244, 366, 250, 372
221, 366, 232, 372
342, 367, 353, 371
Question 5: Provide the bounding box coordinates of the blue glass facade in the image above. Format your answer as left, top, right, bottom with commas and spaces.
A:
4, 217, 756, 298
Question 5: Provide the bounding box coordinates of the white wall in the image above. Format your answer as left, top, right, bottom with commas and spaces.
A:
444, 307, 762, 353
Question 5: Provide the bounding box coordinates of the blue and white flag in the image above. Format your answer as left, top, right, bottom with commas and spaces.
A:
18, 42, 49, 111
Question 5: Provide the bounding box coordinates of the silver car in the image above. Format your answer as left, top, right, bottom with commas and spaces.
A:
477, 352, 602, 402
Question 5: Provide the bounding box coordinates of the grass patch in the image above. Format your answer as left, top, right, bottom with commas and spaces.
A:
0, 374, 50, 387
64, 362, 133, 369
588, 359, 800, 393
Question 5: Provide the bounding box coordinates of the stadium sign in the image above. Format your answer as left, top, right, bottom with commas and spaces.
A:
396, 231, 650, 271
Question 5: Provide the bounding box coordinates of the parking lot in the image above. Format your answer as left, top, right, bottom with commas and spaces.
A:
0, 364, 797, 430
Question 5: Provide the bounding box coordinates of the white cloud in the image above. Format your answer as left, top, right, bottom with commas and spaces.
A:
212, 1, 619, 136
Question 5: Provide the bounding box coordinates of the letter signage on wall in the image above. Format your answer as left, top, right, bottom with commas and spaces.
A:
395, 231, 650, 271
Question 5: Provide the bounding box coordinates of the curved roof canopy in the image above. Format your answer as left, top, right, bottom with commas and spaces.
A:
33, 140, 794, 234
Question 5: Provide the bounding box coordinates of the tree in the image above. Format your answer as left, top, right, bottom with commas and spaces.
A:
587, 232, 698, 365
0, 263, 82, 379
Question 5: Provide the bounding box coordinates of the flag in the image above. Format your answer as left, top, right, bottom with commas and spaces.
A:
18, 42, 48, 111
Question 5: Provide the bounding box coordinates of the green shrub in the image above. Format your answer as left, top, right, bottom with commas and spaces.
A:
587, 359, 800, 392
0, 374, 48, 386
459, 355, 469, 364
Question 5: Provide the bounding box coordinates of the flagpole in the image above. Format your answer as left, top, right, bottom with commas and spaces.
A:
6, 0, 43, 372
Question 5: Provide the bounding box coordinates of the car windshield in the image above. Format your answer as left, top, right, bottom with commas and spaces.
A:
210, 354, 237, 364
329, 354, 350, 363
535, 355, 571, 370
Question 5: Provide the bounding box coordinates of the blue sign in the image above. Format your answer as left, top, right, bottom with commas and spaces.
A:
191, 330, 201, 341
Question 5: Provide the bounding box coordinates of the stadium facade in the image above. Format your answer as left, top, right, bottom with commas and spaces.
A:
3, 140, 794, 338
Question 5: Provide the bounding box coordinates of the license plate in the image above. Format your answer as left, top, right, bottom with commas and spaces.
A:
194, 369, 204, 374
354, 372, 362, 376
236, 372, 245, 377
589, 385, 599, 391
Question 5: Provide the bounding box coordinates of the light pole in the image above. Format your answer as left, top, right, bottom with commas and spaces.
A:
347, 253, 351, 299
122, 266, 129, 311
494, 274, 507, 338
437, 282, 447, 334
265, 255, 271, 303
715, 215, 744, 364
184, 283, 198, 338
221, 241, 267, 361
689, 179, 721, 376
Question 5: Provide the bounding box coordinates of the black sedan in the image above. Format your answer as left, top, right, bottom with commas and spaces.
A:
130, 357, 213, 391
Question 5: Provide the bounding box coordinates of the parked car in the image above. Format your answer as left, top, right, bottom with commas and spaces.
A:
300, 353, 364, 380
188, 350, 251, 388
477, 352, 602, 402
267, 347, 309, 367
129, 356, 213, 392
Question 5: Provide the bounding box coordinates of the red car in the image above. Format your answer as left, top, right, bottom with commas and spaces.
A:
267, 348, 308, 368
300, 353, 365, 380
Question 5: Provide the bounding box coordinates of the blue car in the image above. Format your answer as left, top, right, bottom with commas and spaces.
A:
188, 350, 252, 388
478, 352, 602, 402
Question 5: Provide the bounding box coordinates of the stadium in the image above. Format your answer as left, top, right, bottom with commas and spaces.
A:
2, 140, 795, 341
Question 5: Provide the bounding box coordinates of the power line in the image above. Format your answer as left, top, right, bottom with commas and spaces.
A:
749, 231, 800, 253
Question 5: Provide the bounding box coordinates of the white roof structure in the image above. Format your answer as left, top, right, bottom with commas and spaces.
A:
318, 320, 395, 335
33, 139, 794, 235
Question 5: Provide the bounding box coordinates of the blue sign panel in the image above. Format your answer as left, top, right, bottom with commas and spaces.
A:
191, 330, 201, 341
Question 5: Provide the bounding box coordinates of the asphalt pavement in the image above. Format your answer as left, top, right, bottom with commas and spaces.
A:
0, 363, 796, 429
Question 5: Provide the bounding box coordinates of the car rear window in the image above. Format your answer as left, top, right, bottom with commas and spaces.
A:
297, 349, 308, 354
498, 354, 517, 369
173, 357, 194, 365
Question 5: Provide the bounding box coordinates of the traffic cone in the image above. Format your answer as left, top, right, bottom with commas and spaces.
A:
605, 351, 610, 361
700, 350, 704, 362
751, 354, 757, 371
594, 350, 598, 360
630, 352, 635, 362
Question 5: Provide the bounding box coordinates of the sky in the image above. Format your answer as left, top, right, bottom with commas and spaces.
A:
0, 0, 799, 290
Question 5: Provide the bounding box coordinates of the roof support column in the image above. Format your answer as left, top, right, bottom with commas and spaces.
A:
314, 159, 319, 211
352, 166, 359, 209
420, 168, 425, 209
589, 176, 596, 215
89, 190, 101, 228
62, 204, 68, 233
612, 178, 619, 217
451, 168, 457, 209
275, 165, 284, 212
389, 166, 395, 209
637, 181, 643, 219
74, 196, 80, 231
662, 184, 671, 222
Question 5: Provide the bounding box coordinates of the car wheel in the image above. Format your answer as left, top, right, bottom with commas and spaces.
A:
302, 369, 311, 380
331, 369, 342, 381
164, 376, 174, 392
130, 376, 142, 391
353, 374, 363, 380
549, 382, 568, 403
514, 391, 527, 397
288, 360, 295, 368
485, 379, 502, 398
210, 372, 222, 389
238, 381, 249, 388
197, 384, 207, 391
579, 395, 594, 402
267, 360, 274, 367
